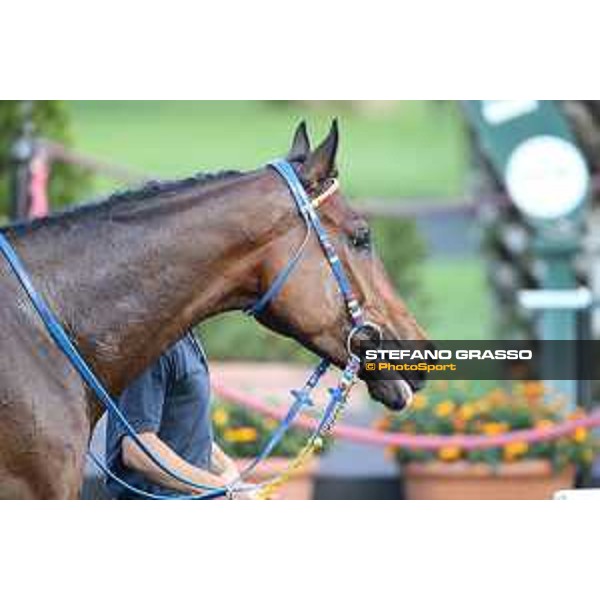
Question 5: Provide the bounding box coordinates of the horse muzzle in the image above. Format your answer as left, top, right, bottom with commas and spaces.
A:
366, 376, 416, 412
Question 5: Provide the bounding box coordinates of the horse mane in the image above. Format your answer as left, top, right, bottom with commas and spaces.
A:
3, 169, 242, 235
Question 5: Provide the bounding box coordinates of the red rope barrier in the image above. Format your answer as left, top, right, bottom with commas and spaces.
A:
212, 378, 600, 450
29, 151, 50, 219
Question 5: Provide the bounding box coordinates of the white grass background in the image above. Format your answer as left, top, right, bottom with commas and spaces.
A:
2, 1, 600, 599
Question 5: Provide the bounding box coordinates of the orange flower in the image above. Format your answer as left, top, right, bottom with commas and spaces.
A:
438, 446, 461, 461
522, 381, 545, 399
435, 400, 455, 418
224, 427, 258, 443
458, 404, 475, 420
412, 394, 428, 410
536, 419, 554, 430
573, 427, 588, 444
374, 416, 392, 431
503, 441, 529, 461
482, 422, 509, 436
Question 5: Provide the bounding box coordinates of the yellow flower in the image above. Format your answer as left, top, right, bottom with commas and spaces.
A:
438, 446, 461, 461
458, 404, 475, 421
573, 427, 588, 443
482, 422, 509, 436
412, 394, 428, 410
224, 427, 258, 443
213, 408, 229, 427
435, 400, 455, 418
503, 441, 529, 461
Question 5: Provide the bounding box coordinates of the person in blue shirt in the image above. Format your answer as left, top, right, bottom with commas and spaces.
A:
105, 331, 247, 499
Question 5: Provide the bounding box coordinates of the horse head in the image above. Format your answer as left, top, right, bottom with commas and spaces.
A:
252, 121, 431, 411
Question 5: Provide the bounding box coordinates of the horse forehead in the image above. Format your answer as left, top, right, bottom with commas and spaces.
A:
322, 194, 363, 232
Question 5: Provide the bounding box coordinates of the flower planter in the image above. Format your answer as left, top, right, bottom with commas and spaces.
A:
403, 460, 575, 500
236, 456, 319, 500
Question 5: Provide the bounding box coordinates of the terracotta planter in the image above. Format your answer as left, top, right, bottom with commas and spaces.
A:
236, 456, 319, 500
403, 460, 575, 500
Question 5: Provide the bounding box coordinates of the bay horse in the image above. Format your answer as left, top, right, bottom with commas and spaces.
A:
0, 121, 429, 499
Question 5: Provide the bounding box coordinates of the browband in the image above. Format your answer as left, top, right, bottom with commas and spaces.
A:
311, 179, 339, 210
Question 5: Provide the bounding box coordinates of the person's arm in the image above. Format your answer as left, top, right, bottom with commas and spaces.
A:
122, 433, 230, 495
112, 355, 232, 496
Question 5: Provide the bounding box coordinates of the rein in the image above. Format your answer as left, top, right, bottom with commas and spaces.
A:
0, 159, 376, 500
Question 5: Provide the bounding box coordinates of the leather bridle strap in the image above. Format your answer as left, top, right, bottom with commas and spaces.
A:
246, 159, 364, 329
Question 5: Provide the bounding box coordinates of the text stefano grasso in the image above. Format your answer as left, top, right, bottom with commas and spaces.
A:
364, 348, 533, 361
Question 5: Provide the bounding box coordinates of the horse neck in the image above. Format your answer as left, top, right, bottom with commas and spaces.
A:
13, 169, 289, 394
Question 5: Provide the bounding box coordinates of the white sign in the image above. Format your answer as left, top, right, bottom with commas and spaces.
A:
505, 136, 589, 220
482, 100, 538, 125
518, 287, 593, 310
554, 489, 600, 500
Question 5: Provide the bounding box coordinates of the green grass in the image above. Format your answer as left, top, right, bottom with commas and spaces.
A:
67, 101, 467, 200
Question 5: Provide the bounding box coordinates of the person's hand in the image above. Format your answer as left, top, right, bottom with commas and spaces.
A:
223, 464, 241, 486
221, 467, 259, 499
233, 487, 261, 500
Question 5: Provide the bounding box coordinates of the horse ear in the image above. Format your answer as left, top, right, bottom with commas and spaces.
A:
302, 119, 339, 184
287, 121, 311, 162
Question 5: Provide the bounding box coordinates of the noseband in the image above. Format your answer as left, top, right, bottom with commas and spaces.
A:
0, 159, 379, 500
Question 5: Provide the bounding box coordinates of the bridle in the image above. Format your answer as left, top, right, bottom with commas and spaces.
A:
246, 159, 383, 362
0, 158, 382, 500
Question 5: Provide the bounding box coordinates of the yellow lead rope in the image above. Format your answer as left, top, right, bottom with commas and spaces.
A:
256, 390, 351, 500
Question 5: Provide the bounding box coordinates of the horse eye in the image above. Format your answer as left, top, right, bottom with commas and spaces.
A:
349, 226, 372, 250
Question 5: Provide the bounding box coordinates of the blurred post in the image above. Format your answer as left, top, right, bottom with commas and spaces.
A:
9, 101, 36, 221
